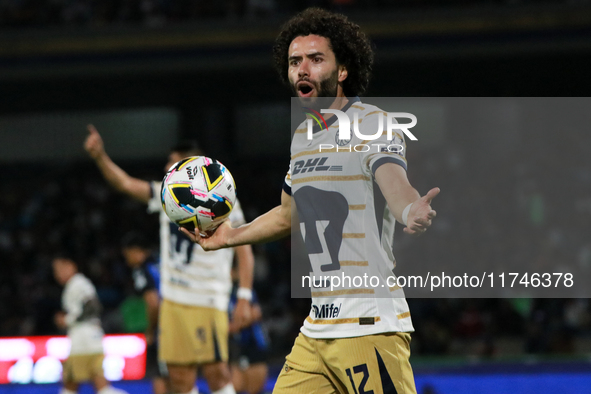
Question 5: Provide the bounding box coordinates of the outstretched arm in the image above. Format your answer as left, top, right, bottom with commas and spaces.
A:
180, 189, 292, 250
374, 162, 439, 235
84, 124, 151, 204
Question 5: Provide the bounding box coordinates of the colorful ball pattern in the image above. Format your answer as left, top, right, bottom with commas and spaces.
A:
161, 156, 236, 233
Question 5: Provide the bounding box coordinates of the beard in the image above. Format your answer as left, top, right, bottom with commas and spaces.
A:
291, 69, 339, 98
291, 70, 339, 111
316, 70, 339, 97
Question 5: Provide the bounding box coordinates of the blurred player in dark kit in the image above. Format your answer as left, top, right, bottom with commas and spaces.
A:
228, 264, 269, 394
120, 232, 167, 394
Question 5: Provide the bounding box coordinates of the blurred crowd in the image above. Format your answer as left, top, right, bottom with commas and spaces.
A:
0, 0, 581, 28
1, 124, 590, 361
0, 158, 301, 361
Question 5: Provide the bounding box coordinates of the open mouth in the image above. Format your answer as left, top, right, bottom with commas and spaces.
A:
297, 81, 315, 97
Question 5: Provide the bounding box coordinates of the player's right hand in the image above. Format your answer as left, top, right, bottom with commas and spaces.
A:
179, 220, 232, 251
84, 124, 105, 159
54, 311, 66, 330
231, 298, 253, 332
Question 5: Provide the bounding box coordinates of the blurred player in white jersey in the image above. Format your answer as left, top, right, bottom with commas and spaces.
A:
53, 256, 128, 394
84, 130, 255, 394
180, 8, 440, 394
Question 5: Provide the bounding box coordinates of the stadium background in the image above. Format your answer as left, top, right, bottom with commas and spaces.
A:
1, 0, 591, 393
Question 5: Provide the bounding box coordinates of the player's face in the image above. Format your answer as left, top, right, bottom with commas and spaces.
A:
165, 152, 184, 173
287, 34, 348, 99
122, 246, 148, 267
52, 258, 76, 286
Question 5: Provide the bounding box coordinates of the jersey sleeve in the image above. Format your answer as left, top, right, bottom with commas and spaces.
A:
64, 276, 99, 326
283, 164, 292, 196
63, 284, 83, 327
147, 180, 163, 214
229, 199, 246, 227
358, 111, 408, 176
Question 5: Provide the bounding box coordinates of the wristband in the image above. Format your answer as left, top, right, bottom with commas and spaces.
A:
237, 287, 253, 302
402, 203, 413, 226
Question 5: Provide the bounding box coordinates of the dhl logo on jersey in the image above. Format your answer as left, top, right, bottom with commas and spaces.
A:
292, 157, 343, 175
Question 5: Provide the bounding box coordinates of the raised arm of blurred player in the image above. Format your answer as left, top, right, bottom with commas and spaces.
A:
181, 190, 292, 251
143, 289, 159, 345
374, 163, 439, 235
232, 245, 255, 330
84, 124, 151, 204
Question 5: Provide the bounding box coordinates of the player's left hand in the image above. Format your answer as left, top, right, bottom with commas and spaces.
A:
404, 187, 440, 236
231, 298, 252, 332
54, 311, 67, 330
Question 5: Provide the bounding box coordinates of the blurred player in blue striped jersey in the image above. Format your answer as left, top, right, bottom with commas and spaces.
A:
181, 8, 440, 394
228, 263, 269, 394
120, 232, 167, 394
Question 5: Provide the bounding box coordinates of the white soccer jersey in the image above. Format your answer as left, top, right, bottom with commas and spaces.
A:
285, 97, 414, 339
62, 273, 104, 355
148, 182, 246, 311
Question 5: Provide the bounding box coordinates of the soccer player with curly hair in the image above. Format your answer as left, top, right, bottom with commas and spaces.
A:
183, 8, 440, 394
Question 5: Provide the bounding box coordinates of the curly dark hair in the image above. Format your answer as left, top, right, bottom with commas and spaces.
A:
273, 8, 374, 97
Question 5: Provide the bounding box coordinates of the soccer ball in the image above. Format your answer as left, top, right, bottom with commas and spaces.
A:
161, 156, 236, 233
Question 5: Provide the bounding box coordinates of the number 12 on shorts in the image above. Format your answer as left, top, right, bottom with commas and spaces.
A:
346, 363, 373, 394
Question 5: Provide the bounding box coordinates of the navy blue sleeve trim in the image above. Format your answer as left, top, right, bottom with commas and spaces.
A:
371, 156, 407, 176
282, 181, 292, 196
